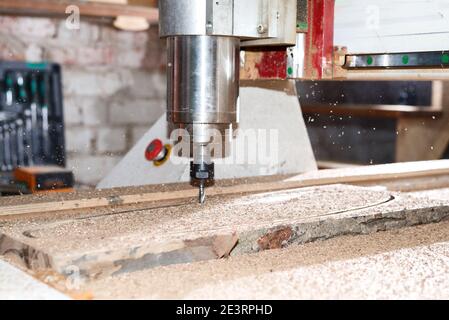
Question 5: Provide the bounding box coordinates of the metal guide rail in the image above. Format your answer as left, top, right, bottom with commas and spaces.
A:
344, 51, 449, 70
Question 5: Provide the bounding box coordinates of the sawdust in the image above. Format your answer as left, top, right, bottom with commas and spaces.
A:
80, 221, 449, 299
0, 174, 293, 207
1, 185, 394, 254
2, 184, 449, 284
2, 186, 449, 299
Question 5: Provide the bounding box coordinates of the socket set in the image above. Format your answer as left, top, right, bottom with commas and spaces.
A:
0, 61, 66, 172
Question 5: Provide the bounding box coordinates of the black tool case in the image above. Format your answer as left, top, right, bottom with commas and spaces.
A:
0, 61, 66, 172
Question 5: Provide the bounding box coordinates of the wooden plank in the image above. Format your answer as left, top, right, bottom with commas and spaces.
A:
317, 161, 362, 169
2, 160, 449, 218
1, 184, 449, 279
0, 0, 159, 22
338, 68, 449, 81
80, 221, 449, 300
89, 0, 127, 4
302, 103, 442, 119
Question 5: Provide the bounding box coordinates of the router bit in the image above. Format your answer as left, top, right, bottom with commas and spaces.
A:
190, 159, 214, 204
199, 180, 205, 204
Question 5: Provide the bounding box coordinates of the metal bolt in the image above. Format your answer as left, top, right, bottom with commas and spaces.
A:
257, 24, 265, 34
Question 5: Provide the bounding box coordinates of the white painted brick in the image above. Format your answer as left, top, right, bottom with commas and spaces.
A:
131, 126, 150, 146
97, 128, 127, 154
47, 46, 114, 67
109, 99, 165, 125
0, 17, 56, 39
146, 27, 163, 49
127, 71, 151, 98
63, 68, 126, 97
115, 46, 146, 68
64, 96, 108, 126
63, 97, 83, 125
65, 128, 94, 154
56, 20, 100, 45
150, 73, 167, 99
80, 98, 108, 126
116, 68, 134, 86
142, 47, 166, 70
67, 155, 121, 186
25, 44, 44, 62
128, 71, 166, 99
101, 27, 149, 47
0, 34, 26, 61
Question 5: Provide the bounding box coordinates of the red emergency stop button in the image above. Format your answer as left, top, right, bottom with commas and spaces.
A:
145, 139, 172, 166
145, 139, 164, 161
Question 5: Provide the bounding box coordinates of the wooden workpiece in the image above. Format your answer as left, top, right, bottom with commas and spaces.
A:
82, 221, 449, 299
2, 160, 449, 284
2, 160, 449, 219
302, 103, 442, 120
0, 0, 159, 22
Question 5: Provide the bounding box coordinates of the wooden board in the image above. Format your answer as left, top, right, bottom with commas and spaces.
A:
1, 184, 449, 279
0, 0, 159, 21
2, 160, 449, 219
302, 103, 442, 119
79, 221, 449, 299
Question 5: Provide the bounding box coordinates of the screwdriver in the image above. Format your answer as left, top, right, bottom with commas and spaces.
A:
23, 107, 34, 166
28, 73, 41, 161
4, 73, 14, 107
15, 119, 25, 166
38, 73, 51, 157
3, 122, 12, 171
16, 73, 27, 104
9, 121, 18, 168
0, 121, 5, 171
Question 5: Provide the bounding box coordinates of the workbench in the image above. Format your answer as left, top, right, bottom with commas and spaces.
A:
2, 160, 449, 299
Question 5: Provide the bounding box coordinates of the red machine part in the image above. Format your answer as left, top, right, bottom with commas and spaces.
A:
241, 0, 335, 80
255, 50, 288, 79
304, 0, 335, 79
145, 139, 164, 161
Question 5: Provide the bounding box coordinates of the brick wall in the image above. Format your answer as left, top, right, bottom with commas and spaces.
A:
0, 16, 167, 186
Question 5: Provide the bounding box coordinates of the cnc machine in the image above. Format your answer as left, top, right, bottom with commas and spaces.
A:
159, 0, 300, 202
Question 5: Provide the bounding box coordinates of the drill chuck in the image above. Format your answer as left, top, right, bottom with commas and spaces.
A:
190, 161, 214, 182
191, 161, 214, 204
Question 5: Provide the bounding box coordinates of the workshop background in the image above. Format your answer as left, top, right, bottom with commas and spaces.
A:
0, 15, 166, 186
1, 0, 449, 186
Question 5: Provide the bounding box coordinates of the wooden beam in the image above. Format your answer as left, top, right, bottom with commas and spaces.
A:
2, 183, 449, 279
302, 103, 443, 119
2, 160, 449, 218
342, 68, 449, 81
0, 0, 159, 22
317, 160, 362, 169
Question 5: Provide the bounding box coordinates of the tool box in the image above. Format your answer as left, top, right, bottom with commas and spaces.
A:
13, 166, 74, 194
0, 61, 66, 172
